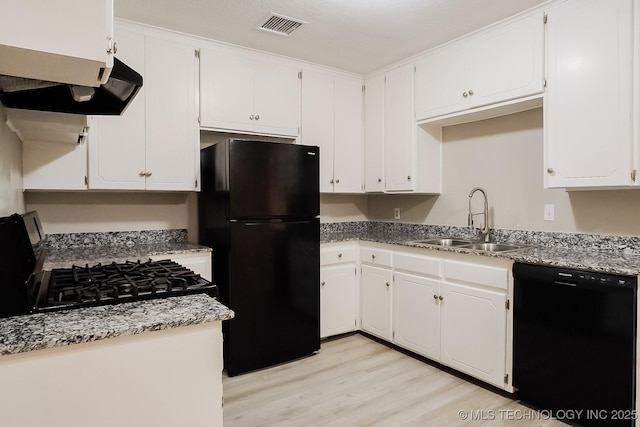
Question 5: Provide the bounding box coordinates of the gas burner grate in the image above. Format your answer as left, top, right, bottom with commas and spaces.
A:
45, 259, 216, 310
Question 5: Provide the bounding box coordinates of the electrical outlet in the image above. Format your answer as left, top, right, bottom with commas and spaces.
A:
393, 208, 401, 220
544, 204, 555, 221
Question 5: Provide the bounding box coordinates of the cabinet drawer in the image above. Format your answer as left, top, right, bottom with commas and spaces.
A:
360, 247, 392, 266
320, 246, 358, 265
393, 253, 441, 278
443, 260, 508, 290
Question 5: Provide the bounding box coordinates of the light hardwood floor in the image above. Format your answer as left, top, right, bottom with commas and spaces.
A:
223, 333, 568, 427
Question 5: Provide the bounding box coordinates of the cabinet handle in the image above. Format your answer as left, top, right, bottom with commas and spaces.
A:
330, 179, 334, 184
407, 176, 411, 181
335, 179, 340, 184
338, 253, 342, 259
377, 178, 382, 183
438, 295, 443, 301
547, 168, 555, 174
468, 89, 474, 96
371, 254, 376, 260
139, 171, 146, 177
386, 282, 390, 288
146, 172, 152, 177
433, 294, 438, 300
321, 281, 325, 287
463, 91, 468, 98
255, 114, 260, 120
249, 115, 254, 120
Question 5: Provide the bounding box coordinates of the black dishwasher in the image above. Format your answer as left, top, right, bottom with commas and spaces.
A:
513, 262, 637, 427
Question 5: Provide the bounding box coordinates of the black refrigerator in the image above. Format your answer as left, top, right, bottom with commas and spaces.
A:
198, 139, 320, 376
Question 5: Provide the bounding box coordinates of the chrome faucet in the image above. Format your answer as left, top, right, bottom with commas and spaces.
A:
468, 187, 491, 242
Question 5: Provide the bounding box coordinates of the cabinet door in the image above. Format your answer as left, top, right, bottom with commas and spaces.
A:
300, 68, 335, 193
0, 0, 114, 87
544, 0, 634, 188
360, 265, 392, 341
320, 264, 357, 338
333, 76, 364, 193
440, 281, 507, 388
252, 58, 300, 137
23, 139, 88, 190
469, 12, 544, 109
414, 43, 468, 120
364, 74, 385, 192
384, 63, 415, 192
199, 47, 254, 133
393, 272, 440, 360
144, 35, 198, 191
89, 25, 146, 190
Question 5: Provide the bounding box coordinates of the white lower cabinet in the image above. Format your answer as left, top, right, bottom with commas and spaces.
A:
320, 245, 358, 338
320, 242, 512, 390
361, 264, 393, 341
393, 271, 440, 359
439, 281, 507, 388
359, 245, 512, 391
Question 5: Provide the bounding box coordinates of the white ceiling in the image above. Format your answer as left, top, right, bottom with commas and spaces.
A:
115, 0, 549, 75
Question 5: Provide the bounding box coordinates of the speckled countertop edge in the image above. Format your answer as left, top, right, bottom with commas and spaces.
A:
0, 294, 234, 356
321, 222, 640, 276
0, 233, 232, 357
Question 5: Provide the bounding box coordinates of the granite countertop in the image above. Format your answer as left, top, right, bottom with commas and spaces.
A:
321, 222, 640, 276
0, 294, 234, 356
400, 242, 640, 277
0, 230, 233, 357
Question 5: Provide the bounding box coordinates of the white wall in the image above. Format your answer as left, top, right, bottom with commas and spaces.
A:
368, 108, 640, 237
25, 192, 192, 235
320, 194, 368, 223
16, 107, 640, 238
0, 118, 24, 216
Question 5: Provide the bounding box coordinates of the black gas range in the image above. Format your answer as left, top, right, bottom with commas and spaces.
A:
0, 212, 217, 318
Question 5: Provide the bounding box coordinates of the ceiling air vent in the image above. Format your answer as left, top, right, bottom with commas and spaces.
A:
258, 13, 307, 36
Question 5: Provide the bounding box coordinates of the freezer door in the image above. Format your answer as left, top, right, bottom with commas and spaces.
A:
225, 218, 320, 376
228, 140, 319, 219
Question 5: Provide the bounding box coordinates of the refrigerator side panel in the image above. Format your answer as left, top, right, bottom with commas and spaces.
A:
225, 218, 320, 375
198, 143, 230, 301
228, 140, 319, 219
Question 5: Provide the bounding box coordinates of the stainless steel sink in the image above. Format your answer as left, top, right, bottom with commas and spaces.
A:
408, 238, 472, 247
408, 237, 529, 253
458, 242, 527, 253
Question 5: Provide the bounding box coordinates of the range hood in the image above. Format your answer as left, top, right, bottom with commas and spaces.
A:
0, 58, 142, 116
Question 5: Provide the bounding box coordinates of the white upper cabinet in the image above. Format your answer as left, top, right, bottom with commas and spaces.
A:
364, 74, 385, 192
414, 12, 544, 123
384, 64, 415, 192
0, 0, 114, 87
22, 117, 92, 191
199, 45, 301, 137
333, 76, 365, 193
544, 0, 634, 188
384, 64, 442, 194
300, 68, 363, 193
90, 23, 199, 191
